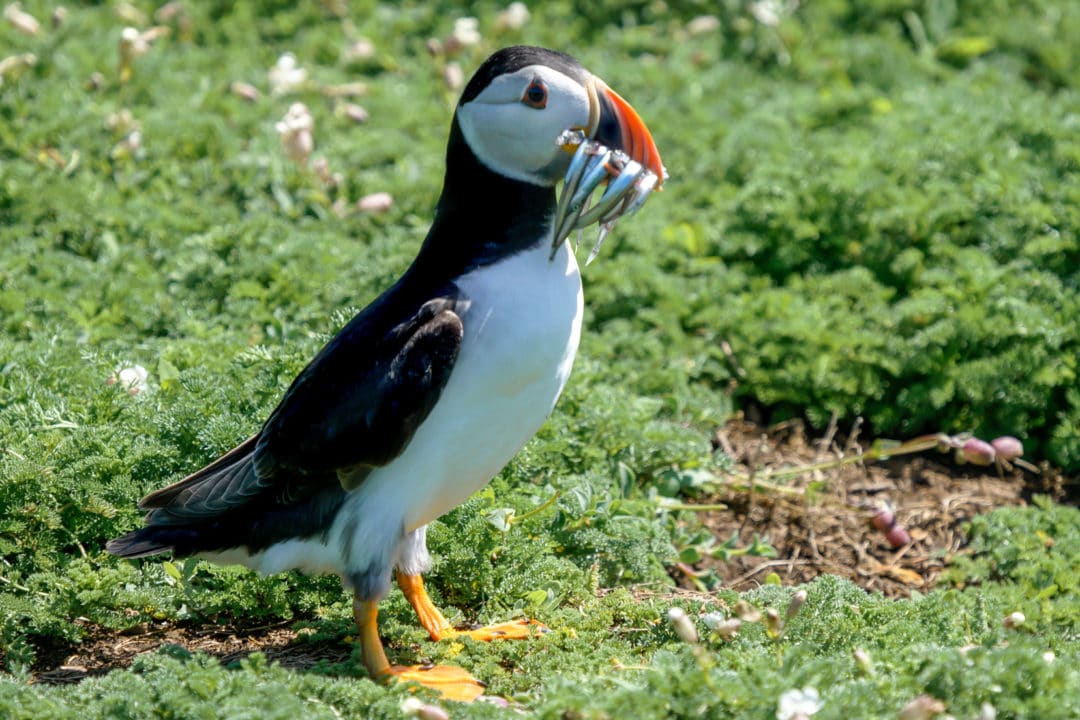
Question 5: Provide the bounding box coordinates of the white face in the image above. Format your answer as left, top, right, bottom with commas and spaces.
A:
457, 64, 594, 187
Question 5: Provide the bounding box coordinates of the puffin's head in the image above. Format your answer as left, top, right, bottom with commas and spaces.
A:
455, 46, 664, 188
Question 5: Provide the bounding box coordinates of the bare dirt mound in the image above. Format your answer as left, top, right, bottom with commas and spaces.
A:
33, 622, 350, 685
681, 417, 1065, 598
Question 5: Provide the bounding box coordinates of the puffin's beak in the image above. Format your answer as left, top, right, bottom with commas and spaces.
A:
586, 76, 666, 187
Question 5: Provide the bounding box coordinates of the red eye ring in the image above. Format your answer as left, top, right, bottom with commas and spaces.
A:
522, 79, 547, 109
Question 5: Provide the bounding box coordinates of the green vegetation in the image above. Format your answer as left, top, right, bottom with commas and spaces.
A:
1, 0, 1078, 717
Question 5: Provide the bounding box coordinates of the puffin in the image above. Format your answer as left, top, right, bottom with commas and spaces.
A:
108, 45, 664, 701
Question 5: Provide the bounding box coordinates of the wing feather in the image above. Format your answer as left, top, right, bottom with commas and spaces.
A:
135, 290, 464, 524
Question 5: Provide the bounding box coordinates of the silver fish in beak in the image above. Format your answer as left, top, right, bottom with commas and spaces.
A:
550, 77, 667, 263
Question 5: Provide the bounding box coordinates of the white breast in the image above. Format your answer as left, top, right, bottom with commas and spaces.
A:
327, 239, 583, 573
394, 239, 584, 530
216, 240, 584, 584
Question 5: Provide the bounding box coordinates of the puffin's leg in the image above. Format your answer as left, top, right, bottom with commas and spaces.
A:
395, 571, 546, 641
352, 595, 486, 702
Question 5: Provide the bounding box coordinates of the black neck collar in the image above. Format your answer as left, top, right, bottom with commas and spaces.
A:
407, 116, 556, 283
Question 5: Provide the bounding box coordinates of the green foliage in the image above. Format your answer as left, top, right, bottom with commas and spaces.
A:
942, 496, 1080, 637
1, 0, 1079, 717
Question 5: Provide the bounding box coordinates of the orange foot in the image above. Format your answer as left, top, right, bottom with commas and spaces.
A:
382, 664, 487, 703
396, 571, 550, 643
441, 619, 548, 642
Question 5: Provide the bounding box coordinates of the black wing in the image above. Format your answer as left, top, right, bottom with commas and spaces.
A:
134, 291, 464, 524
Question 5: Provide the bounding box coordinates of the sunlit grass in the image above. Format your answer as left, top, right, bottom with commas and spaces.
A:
2, 1, 1079, 717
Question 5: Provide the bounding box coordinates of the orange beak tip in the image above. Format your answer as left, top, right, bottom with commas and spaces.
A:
596, 82, 666, 187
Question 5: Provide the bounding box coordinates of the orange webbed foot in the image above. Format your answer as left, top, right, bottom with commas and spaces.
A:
396, 571, 550, 642
382, 663, 487, 703
441, 618, 548, 642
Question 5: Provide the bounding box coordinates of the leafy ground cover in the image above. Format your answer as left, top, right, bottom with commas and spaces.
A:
2, 1, 1079, 718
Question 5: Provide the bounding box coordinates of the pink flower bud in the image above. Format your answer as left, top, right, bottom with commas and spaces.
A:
733, 600, 761, 623
715, 618, 741, 641
357, 192, 393, 213
343, 38, 375, 63
442, 62, 464, 91
155, 2, 184, 23
764, 608, 783, 637
853, 648, 874, 676
870, 506, 895, 532
342, 103, 369, 124
961, 438, 996, 466
686, 15, 721, 36
0, 52, 37, 86
786, 590, 807, 621
885, 525, 911, 548
991, 436, 1023, 461
898, 695, 946, 720
400, 697, 449, 720
4, 3, 40, 36
667, 607, 698, 644
230, 81, 260, 102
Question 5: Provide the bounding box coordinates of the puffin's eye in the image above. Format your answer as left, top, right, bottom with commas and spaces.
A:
522, 80, 548, 109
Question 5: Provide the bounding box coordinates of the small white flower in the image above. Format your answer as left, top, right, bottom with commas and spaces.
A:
495, 2, 530, 31
701, 612, 724, 630
108, 365, 149, 395
119, 26, 169, 61
1003, 611, 1025, 629
120, 27, 149, 58
268, 52, 307, 96
445, 16, 481, 54
702, 613, 741, 641
452, 17, 481, 45
750, 0, 799, 28
118, 25, 169, 82
276, 102, 314, 165
777, 687, 823, 720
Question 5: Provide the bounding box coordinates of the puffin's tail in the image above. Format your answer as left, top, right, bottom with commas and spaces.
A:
106, 435, 261, 559
107, 434, 348, 560
106, 526, 198, 558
